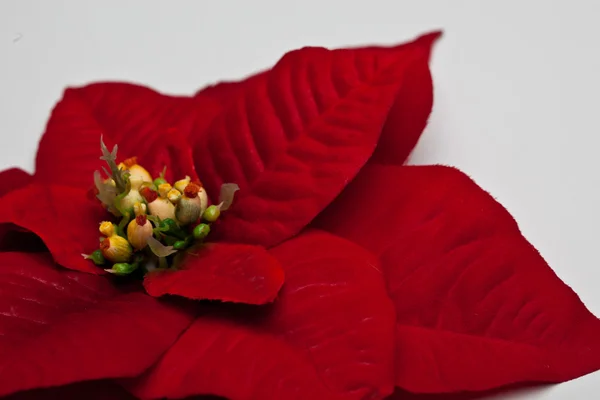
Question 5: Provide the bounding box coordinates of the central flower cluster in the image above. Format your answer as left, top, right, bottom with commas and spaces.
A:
83, 138, 237, 275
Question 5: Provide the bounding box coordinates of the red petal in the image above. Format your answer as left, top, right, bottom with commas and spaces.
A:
0, 168, 40, 253
127, 230, 396, 400
34, 82, 207, 189
371, 31, 441, 165
187, 73, 268, 157
0, 184, 106, 273
316, 165, 600, 393
0, 168, 32, 198
143, 242, 284, 304
193, 34, 439, 168
194, 33, 439, 247
0, 252, 194, 397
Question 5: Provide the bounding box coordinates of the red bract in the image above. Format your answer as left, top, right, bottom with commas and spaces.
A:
143, 243, 285, 304
315, 164, 600, 393
0, 185, 110, 274
0, 168, 32, 198
0, 30, 599, 400
128, 231, 396, 399
0, 253, 194, 397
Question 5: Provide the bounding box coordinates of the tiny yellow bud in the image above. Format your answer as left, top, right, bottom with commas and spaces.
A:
167, 188, 182, 204
158, 183, 173, 199
100, 235, 132, 263
127, 215, 153, 250
133, 201, 147, 216
99, 221, 115, 237
174, 176, 191, 193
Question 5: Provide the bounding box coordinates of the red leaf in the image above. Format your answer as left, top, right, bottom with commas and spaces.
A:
371, 31, 440, 165
193, 32, 439, 247
0, 184, 107, 273
315, 164, 600, 393
0, 168, 38, 252
193, 33, 439, 168
144, 242, 284, 304
30, 32, 438, 248
0, 252, 194, 397
127, 230, 396, 400
0, 168, 32, 198
187, 72, 268, 157
34, 82, 206, 190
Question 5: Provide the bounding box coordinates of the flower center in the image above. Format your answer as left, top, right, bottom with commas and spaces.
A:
82, 137, 238, 276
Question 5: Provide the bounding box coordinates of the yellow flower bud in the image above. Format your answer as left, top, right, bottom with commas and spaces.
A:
99, 221, 115, 237
129, 165, 152, 183
167, 188, 182, 204
133, 201, 147, 216
118, 157, 152, 183
100, 235, 132, 263
174, 176, 191, 193
127, 215, 153, 250
157, 183, 172, 199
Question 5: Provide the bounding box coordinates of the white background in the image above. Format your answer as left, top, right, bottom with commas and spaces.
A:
1, 1, 599, 399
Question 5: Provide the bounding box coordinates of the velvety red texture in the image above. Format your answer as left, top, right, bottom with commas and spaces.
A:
193, 32, 439, 169
128, 231, 396, 400
369, 32, 438, 165
31, 32, 437, 250
0, 169, 37, 251
192, 33, 438, 247
0, 252, 194, 396
0, 184, 109, 274
35, 83, 201, 189
0, 29, 598, 400
144, 242, 285, 304
0, 168, 32, 198
315, 164, 600, 393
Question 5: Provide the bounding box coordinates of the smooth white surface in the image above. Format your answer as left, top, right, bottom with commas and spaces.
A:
1, 1, 599, 398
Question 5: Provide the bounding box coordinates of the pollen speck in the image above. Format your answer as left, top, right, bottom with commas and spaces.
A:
136, 214, 147, 226
184, 183, 201, 199
123, 157, 138, 168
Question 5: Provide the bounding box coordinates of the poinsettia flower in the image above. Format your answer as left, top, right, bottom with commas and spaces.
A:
1, 30, 600, 400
